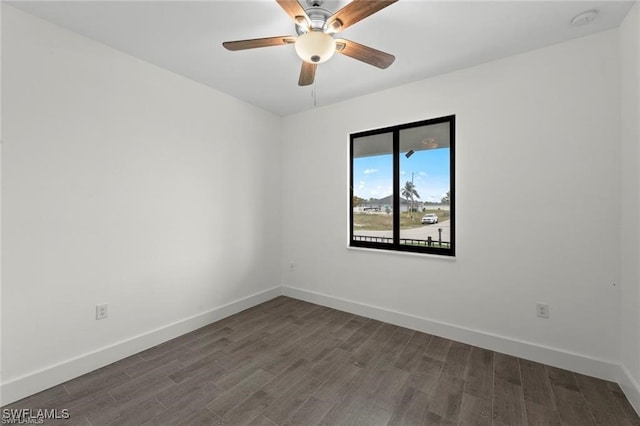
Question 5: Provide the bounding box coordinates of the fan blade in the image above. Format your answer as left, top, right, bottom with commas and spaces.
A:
298, 61, 317, 86
327, 0, 398, 33
223, 36, 295, 51
276, 0, 310, 26
335, 39, 395, 69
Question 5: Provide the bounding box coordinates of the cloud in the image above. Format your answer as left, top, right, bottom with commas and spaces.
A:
363, 168, 378, 175
371, 185, 392, 197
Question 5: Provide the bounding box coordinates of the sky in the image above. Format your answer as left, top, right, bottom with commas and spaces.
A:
353, 148, 450, 203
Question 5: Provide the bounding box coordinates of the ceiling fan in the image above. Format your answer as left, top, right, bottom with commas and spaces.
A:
222, 0, 398, 86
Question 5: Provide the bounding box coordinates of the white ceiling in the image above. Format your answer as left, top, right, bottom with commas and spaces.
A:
8, 0, 635, 116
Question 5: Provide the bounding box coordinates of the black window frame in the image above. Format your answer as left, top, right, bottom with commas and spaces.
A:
349, 115, 456, 257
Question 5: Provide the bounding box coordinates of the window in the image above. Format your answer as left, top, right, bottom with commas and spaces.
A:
350, 115, 455, 256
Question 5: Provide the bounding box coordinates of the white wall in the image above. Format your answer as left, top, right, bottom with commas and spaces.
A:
282, 30, 623, 377
0, 0, 4, 399
1, 6, 282, 404
619, 1, 640, 413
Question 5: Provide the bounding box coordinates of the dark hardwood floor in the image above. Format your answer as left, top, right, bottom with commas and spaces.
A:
4, 296, 639, 425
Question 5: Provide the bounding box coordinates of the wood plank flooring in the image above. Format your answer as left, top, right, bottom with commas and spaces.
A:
3, 296, 639, 425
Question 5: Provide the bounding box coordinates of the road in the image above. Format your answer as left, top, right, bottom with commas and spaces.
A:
354, 220, 451, 242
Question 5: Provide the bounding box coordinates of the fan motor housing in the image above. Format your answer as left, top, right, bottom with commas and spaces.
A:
295, 6, 332, 34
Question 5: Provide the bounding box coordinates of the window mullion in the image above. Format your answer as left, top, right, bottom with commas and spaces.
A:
393, 130, 400, 246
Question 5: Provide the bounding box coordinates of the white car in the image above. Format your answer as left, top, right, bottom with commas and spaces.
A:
421, 213, 438, 224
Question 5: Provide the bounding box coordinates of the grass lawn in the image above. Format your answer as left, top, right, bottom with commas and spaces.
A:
353, 210, 447, 231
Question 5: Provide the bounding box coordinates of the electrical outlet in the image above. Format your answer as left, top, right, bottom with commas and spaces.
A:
96, 304, 108, 320
536, 303, 549, 319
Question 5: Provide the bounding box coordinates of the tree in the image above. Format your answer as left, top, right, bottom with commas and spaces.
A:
441, 191, 450, 205
402, 181, 420, 216
353, 196, 365, 208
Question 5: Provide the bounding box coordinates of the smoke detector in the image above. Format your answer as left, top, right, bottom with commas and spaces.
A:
571, 10, 598, 27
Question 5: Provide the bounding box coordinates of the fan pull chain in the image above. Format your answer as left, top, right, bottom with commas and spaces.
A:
312, 84, 317, 107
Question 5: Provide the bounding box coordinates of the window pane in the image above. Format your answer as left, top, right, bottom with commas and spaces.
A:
399, 122, 451, 249
352, 132, 393, 245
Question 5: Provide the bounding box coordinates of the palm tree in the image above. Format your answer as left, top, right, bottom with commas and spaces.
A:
402, 181, 420, 217
441, 191, 450, 205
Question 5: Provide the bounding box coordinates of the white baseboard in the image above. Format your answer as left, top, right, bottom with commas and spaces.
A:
618, 365, 640, 417
0, 286, 282, 406
282, 286, 634, 394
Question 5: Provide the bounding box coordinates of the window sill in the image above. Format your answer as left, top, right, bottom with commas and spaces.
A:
346, 245, 457, 260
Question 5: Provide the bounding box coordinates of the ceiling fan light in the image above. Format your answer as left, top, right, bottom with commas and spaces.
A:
295, 31, 336, 64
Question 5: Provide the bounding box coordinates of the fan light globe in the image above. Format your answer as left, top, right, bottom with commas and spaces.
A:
295, 31, 336, 64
